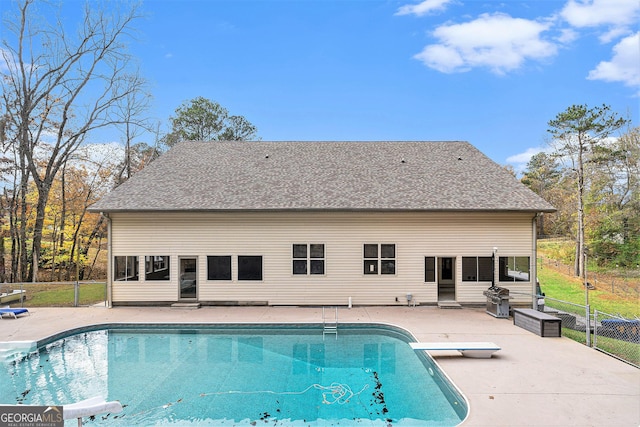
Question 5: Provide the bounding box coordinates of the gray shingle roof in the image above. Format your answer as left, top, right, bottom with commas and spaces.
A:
89, 141, 556, 213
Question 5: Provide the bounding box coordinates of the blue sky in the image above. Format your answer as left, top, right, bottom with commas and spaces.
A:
4, 0, 640, 172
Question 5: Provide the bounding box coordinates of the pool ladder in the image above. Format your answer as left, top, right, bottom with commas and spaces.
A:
322, 307, 338, 339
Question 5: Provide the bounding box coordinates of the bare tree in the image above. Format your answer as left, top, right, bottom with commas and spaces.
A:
1, 0, 147, 281
113, 76, 154, 181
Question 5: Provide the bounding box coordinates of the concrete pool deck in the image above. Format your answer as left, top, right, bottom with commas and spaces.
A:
0, 305, 638, 426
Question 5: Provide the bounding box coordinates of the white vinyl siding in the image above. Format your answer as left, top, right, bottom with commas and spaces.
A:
108, 211, 536, 305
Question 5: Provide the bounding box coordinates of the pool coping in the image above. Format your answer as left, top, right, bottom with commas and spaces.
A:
0, 305, 638, 426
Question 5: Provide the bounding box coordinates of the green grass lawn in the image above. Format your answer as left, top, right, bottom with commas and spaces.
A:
18, 283, 106, 307
562, 328, 587, 345
537, 267, 639, 318
594, 333, 640, 366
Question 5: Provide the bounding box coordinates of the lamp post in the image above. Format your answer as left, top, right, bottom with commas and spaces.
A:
583, 248, 589, 306
491, 247, 498, 290
583, 246, 591, 347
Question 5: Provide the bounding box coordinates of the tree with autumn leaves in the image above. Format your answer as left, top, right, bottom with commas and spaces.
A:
0, 0, 150, 282
0, 0, 260, 283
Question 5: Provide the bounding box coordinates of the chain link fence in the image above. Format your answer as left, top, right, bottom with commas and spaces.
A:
538, 256, 639, 298
0, 282, 107, 308
594, 310, 640, 368
540, 295, 589, 333
511, 291, 639, 368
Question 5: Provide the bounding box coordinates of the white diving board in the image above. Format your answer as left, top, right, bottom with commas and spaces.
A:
410, 342, 501, 359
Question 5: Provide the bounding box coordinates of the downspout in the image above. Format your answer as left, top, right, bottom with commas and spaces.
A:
531, 213, 538, 309
102, 213, 113, 308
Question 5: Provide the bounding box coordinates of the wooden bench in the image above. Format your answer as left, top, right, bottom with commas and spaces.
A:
513, 308, 561, 337
410, 342, 501, 358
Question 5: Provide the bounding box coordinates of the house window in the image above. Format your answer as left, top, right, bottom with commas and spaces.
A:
145, 256, 170, 281
424, 257, 436, 282
462, 257, 493, 282
114, 256, 139, 281
293, 244, 325, 275
499, 256, 530, 282
238, 256, 263, 281
364, 244, 395, 275
207, 256, 232, 280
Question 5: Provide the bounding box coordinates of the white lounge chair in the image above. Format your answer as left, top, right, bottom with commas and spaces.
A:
410, 341, 501, 358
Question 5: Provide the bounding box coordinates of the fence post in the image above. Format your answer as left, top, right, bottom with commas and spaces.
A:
593, 310, 598, 348
585, 304, 591, 347
74, 281, 79, 307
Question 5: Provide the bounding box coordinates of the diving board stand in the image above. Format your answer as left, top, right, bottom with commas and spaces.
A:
410, 342, 501, 358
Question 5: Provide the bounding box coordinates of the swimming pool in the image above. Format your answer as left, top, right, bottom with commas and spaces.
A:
0, 324, 467, 426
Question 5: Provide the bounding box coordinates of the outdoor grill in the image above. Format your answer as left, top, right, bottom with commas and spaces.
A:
483, 286, 511, 318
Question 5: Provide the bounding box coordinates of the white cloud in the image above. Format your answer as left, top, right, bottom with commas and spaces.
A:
558, 1, 639, 93
561, 0, 639, 29
506, 147, 545, 165
395, 0, 454, 17
556, 28, 579, 44
415, 44, 466, 72
506, 146, 550, 174
561, 0, 640, 43
598, 27, 632, 44
587, 32, 640, 89
413, 13, 557, 74
74, 142, 125, 171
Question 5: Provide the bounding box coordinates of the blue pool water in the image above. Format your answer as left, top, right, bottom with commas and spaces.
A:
0, 324, 467, 426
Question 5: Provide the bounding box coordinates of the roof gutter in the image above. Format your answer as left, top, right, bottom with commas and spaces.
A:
88, 207, 557, 214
